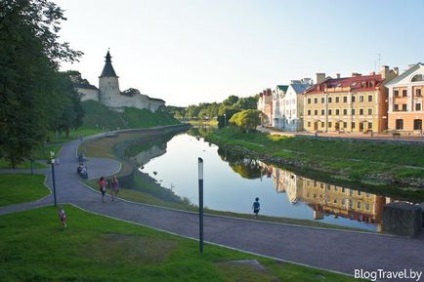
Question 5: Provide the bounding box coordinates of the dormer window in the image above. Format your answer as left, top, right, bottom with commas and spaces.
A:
411, 74, 424, 82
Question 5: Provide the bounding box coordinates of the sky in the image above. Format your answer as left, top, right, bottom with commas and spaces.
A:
55, 0, 424, 107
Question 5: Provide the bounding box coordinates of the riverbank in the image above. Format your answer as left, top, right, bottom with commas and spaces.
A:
205, 127, 424, 202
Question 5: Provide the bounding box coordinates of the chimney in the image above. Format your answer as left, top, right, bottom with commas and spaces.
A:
316, 73, 326, 84
394, 67, 399, 75
380, 65, 389, 79
336, 73, 340, 78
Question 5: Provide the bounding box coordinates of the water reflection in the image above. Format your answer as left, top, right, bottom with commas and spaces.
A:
269, 165, 388, 233
133, 132, 395, 232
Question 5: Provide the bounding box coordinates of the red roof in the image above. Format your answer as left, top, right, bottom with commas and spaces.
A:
305, 74, 383, 94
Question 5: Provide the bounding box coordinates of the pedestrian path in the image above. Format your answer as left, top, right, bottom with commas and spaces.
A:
1, 137, 423, 281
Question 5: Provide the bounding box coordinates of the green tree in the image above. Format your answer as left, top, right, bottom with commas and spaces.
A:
229, 109, 262, 132
0, 0, 82, 166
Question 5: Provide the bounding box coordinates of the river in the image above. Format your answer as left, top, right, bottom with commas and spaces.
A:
132, 130, 395, 232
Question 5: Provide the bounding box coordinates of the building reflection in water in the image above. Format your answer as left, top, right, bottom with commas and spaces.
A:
267, 163, 391, 232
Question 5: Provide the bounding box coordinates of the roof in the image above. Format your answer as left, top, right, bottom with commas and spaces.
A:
291, 83, 311, 94
74, 83, 98, 90
276, 85, 288, 92
385, 63, 424, 86
100, 51, 118, 77
305, 73, 383, 94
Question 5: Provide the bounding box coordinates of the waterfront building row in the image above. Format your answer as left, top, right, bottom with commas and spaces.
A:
258, 63, 424, 134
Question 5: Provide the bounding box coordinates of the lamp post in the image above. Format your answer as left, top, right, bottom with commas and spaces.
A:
198, 157, 204, 253
50, 152, 57, 206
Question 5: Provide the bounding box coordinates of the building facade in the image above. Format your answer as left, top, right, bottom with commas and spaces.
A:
272, 85, 288, 129
385, 63, 424, 134
303, 66, 398, 133
257, 88, 273, 126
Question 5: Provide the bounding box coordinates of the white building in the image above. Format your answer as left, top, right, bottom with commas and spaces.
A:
272, 79, 312, 131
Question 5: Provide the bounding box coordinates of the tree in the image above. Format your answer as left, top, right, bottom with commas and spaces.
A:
229, 109, 262, 132
0, 0, 82, 166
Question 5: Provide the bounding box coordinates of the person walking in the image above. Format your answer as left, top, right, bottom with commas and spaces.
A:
111, 175, 119, 201
252, 197, 260, 218
58, 206, 67, 228
98, 176, 107, 203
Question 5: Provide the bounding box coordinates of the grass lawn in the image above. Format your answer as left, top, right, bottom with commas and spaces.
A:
0, 205, 364, 282
0, 174, 50, 207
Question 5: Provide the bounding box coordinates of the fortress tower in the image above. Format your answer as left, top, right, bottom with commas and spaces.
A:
99, 51, 121, 108
76, 50, 165, 112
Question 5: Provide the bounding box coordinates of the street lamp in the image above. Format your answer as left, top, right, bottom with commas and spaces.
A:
198, 157, 204, 253
50, 152, 57, 206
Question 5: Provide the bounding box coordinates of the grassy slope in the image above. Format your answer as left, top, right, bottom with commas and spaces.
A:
206, 128, 424, 201
81, 100, 180, 131
0, 204, 364, 282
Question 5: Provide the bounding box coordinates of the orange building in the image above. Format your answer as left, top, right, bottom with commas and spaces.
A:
385, 63, 424, 135
302, 66, 398, 133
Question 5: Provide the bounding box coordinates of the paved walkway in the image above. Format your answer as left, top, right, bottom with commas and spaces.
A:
1, 136, 423, 281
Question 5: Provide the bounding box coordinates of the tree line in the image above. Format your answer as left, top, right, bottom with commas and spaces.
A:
167, 95, 258, 121
0, 0, 83, 166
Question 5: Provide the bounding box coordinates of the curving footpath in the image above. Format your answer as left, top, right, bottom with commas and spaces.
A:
1, 136, 423, 282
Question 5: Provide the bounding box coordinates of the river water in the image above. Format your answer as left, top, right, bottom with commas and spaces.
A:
136, 131, 393, 232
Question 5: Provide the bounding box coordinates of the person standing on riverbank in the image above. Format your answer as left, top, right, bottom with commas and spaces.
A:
252, 197, 260, 218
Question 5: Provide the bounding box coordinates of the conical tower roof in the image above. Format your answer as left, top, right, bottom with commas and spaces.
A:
100, 51, 118, 77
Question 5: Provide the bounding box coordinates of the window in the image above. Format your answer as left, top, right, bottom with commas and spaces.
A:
351, 122, 355, 129
343, 96, 347, 103
321, 122, 325, 127
413, 119, 422, 130
394, 104, 399, 111
394, 90, 399, 97
321, 109, 325, 115
411, 74, 424, 82
359, 96, 364, 102
402, 104, 407, 111
357, 201, 361, 209
321, 97, 325, 103
368, 95, 373, 102
352, 96, 355, 102
416, 104, 422, 111
314, 110, 318, 115
328, 97, 332, 103
343, 122, 347, 127
395, 119, 404, 130
336, 97, 340, 103
328, 109, 332, 115
359, 109, 364, 115
416, 89, 422, 97
307, 98, 311, 104
368, 108, 372, 115
336, 109, 340, 115
314, 98, 318, 104
402, 90, 407, 97
351, 109, 355, 115
368, 122, 372, 129
343, 109, 347, 115
328, 122, 332, 128
307, 110, 311, 115
307, 121, 311, 127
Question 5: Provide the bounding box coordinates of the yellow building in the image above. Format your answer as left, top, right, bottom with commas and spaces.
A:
302, 66, 398, 133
